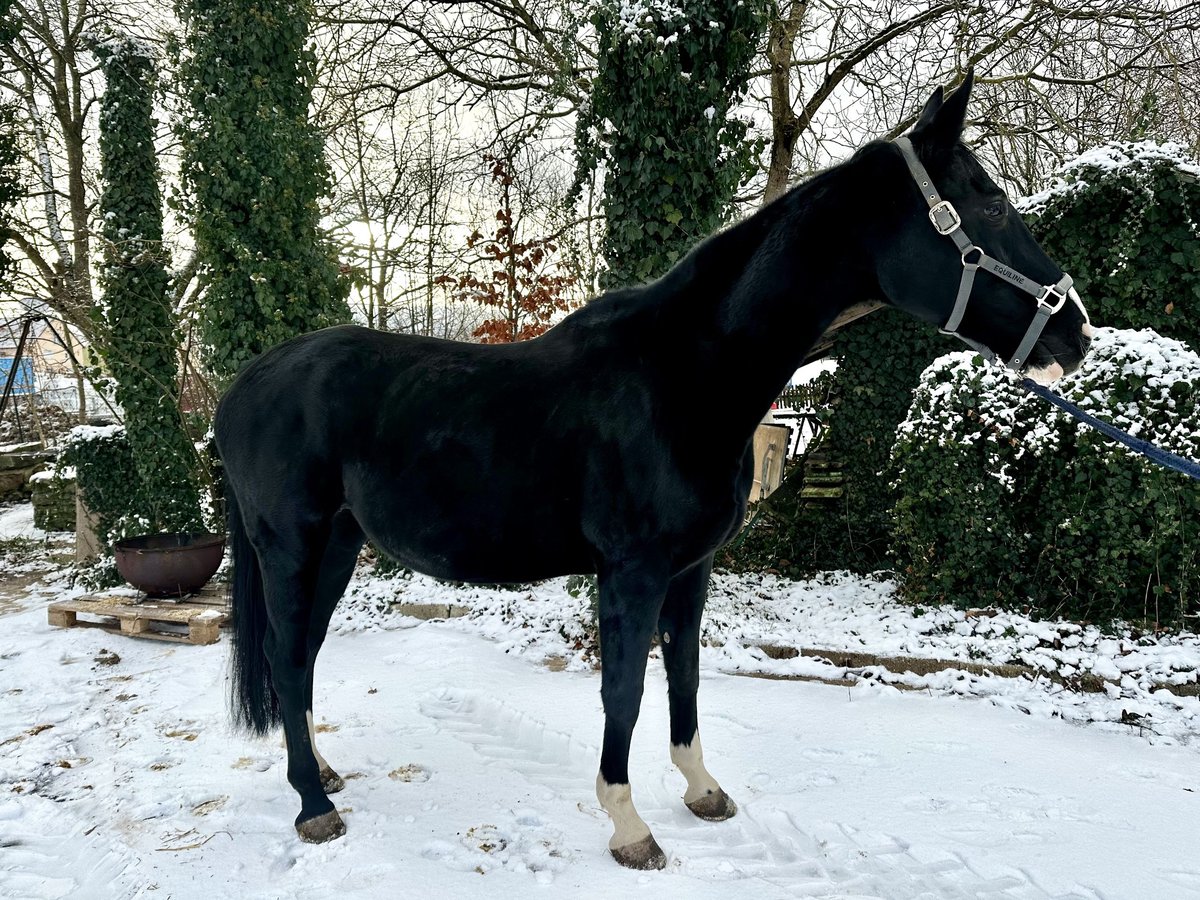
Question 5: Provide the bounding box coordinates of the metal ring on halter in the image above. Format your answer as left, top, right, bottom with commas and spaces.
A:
1037, 284, 1070, 314
961, 246, 983, 268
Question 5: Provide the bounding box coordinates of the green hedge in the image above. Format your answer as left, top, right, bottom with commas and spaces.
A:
1023, 140, 1199, 349
892, 327, 1200, 625
727, 309, 953, 576
60, 425, 217, 588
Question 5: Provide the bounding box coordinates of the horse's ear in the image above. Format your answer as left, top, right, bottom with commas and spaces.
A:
910, 71, 974, 149
912, 86, 944, 132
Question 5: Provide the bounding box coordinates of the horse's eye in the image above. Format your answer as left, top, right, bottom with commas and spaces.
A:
984, 200, 1006, 220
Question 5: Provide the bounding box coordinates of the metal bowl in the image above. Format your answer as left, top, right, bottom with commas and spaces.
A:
113, 532, 226, 598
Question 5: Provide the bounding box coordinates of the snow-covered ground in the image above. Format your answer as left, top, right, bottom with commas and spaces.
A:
3, 509, 1200, 898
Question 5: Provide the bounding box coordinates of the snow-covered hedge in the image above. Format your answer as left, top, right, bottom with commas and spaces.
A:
1022, 140, 1200, 351
891, 328, 1200, 625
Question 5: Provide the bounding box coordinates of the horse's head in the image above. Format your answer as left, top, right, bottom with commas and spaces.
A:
871, 73, 1092, 383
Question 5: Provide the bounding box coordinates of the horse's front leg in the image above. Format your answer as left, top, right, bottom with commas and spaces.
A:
660, 555, 737, 820
595, 560, 670, 870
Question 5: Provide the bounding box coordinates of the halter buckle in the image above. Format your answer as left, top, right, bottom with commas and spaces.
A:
929, 201, 961, 235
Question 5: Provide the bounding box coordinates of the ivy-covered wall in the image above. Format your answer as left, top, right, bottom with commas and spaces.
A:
574, 0, 767, 289
175, 0, 350, 382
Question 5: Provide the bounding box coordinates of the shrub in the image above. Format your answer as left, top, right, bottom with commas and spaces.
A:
59, 426, 143, 587
734, 140, 1199, 579
892, 327, 1200, 625
1022, 140, 1200, 349
60, 425, 217, 588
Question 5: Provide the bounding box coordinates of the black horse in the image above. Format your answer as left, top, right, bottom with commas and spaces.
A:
214, 75, 1091, 869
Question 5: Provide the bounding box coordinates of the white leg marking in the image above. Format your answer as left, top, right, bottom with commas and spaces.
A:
307, 710, 330, 771
596, 774, 651, 850
670, 731, 722, 805
1082, 322, 1095, 339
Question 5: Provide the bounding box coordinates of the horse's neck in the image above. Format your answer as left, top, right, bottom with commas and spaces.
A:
658, 166, 874, 443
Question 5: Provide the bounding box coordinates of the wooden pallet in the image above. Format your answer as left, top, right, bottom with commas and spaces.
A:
47, 590, 229, 646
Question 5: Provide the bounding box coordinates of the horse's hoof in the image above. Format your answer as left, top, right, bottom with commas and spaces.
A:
319, 767, 345, 794
295, 809, 346, 843
610, 834, 667, 870
686, 788, 738, 821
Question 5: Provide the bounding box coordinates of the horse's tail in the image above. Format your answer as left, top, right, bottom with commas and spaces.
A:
226, 483, 281, 734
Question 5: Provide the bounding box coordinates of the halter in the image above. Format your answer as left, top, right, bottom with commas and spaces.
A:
894, 137, 1086, 372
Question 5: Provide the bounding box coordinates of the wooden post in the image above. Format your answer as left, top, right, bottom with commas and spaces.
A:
751, 423, 791, 502
75, 488, 103, 563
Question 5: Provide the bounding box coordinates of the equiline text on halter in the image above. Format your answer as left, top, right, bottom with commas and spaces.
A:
894, 136, 1090, 372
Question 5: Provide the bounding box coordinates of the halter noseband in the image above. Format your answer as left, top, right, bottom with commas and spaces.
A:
894, 137, 1084, 372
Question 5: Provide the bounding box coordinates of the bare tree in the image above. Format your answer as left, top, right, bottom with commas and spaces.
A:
0, 0, 105, 341
317, 0, 592, 117
755, 0, 1200, 347
313, 1, 599, 340
759, 1, 1200, 204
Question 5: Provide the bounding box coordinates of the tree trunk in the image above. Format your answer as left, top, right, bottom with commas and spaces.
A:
762, 2, 807, 206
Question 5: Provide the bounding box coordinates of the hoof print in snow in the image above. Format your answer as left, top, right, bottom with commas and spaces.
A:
320, 767, 345, 794
686, 788, 738, 821
192, 796, 228, 816
92, 649, 120, 666
610, 834, 666, 870
296, 809, 346, 843
388, 763, 431, 783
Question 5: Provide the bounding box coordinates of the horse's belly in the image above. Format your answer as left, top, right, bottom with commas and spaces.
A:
370, 525, 592, 584
353, 480, 592, 584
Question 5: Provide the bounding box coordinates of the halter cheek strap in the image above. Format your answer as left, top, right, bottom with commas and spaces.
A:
893, 137, 1080, 372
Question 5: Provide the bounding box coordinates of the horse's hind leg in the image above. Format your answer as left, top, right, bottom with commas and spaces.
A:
304, 507, 365, 795
255, 519, 345, 843
595, 560, 670, 870
659, 555, 737, 821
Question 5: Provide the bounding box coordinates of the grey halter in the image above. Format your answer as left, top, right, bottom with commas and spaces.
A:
894, 137, 1084, 372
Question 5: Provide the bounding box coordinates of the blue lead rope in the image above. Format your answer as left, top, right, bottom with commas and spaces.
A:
1020, 379, 1200, 482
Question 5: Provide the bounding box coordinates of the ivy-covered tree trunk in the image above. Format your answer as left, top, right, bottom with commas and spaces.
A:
95, 35, 203, 533
175, 0, 350, 383
575, 0, 767, 289
0, 99, 19, 285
